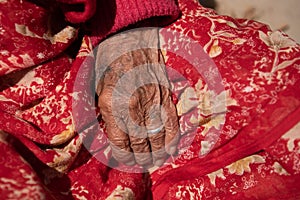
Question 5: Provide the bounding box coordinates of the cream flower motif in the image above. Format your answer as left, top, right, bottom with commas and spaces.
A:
176, 86, 199, 116
226, 155, 265, 176
44, 26, 77, 44
259, 30, 297, 51
272, 162, 290, 176
198, 114, 225, 138
106, 185, 134, 200
177, 79, 238, 140
259, 30, 299, 72
282, 121, 300, 152
78, 37, 93, 57
207, 169, 226, 186
200, 89, 238, 116
204, 17, 247, 58
15, 24, 77, 44
177, 79, 237, 117
232, 38, 247, 45
48, 136, 82, 173
198, 114, 226, 156
50, 123, 75, 145
209, 40, 222, 58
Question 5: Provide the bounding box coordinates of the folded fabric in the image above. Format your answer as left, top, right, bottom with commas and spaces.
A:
0, 0, 299, 199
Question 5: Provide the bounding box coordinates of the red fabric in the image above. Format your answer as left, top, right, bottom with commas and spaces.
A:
1, 0, 300, 199
150, 1, 300, 199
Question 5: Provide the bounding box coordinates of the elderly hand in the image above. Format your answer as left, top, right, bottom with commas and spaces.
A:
95, 29, 179, 167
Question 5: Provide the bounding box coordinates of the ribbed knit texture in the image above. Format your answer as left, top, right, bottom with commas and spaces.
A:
59, 0, 180, 45
91, 0, 180, 45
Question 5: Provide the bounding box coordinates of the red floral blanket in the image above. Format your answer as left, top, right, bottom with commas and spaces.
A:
1, 0, 300, 199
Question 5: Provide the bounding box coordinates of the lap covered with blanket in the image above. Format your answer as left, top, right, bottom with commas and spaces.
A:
0, 0, 300, 199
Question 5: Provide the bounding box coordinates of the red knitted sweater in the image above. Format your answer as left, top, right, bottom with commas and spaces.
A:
58, 0, 180, 44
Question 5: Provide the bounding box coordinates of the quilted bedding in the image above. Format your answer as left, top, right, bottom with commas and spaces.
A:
0, 0, 300, 199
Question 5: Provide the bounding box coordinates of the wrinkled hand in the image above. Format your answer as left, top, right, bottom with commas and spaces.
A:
96, 47, 179, 167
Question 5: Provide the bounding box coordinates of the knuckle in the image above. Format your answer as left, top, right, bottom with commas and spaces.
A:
109, 139, 130, 150
149, 132, 165, 150
130, 138, 149, 153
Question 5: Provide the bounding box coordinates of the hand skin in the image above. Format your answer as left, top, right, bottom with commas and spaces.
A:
96, 47, 180, 167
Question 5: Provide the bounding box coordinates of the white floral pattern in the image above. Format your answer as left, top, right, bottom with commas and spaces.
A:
0, 0, 299, 199
259, 30, 300, 72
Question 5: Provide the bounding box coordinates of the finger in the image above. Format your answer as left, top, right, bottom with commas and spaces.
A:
148, 130, 167, 166
125, 95, 153, 166
145, 104, 167, 166
161, 91, 180, 155
98, 88, 135, 165
130, 136, 152, 166
127, 126, 152, 166
106, 119, 136, 165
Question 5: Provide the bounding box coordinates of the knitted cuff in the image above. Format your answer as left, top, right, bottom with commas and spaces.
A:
89, 0, 180, 45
